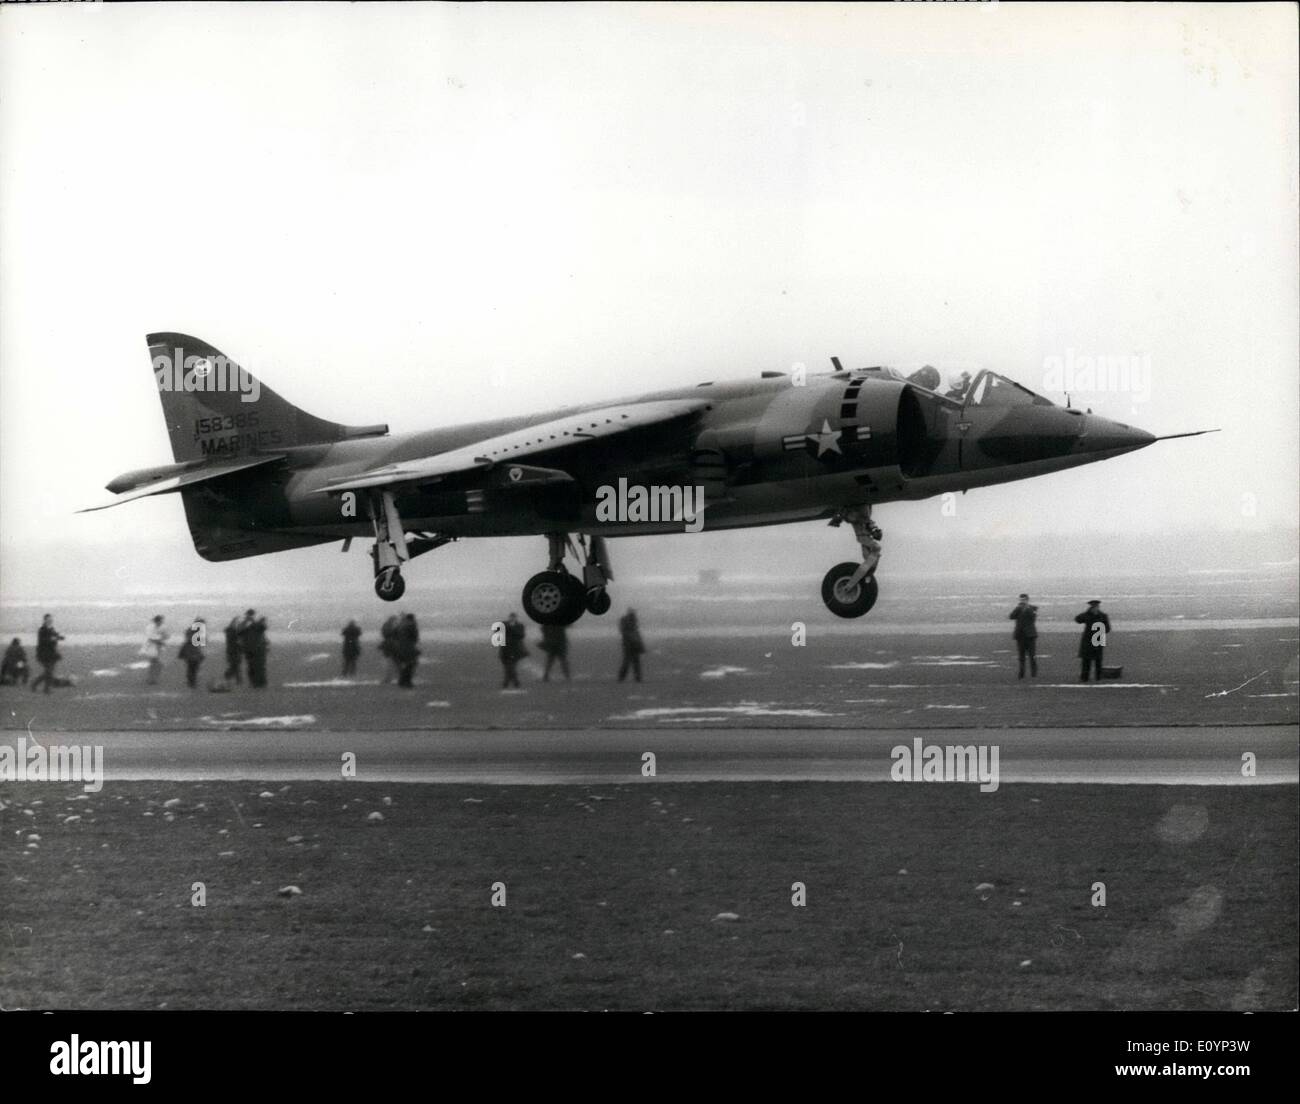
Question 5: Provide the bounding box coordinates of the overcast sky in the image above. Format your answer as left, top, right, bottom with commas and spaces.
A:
1, 3, 1296, 595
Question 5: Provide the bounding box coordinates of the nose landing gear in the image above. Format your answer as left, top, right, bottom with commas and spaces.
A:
821, 563, 879, 618
821, 505, 882, 618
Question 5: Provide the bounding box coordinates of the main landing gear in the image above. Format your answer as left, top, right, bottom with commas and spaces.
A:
367, 490, 454, 601
362, 487, 878, 622
821, 505, 882, 619
521, 533, 613, 626
362, 491, 608, 620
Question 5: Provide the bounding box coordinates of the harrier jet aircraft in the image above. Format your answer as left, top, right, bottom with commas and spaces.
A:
85, 333, 1207, 625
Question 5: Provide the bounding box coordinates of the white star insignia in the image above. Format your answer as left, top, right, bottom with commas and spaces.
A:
810, 419, 842, 457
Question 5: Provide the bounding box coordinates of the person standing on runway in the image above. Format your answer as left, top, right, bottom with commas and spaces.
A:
31, 614, 65, 694
1074, 599, 1111, 682
1008, 593, 1039, 679
617, 609, 645, 683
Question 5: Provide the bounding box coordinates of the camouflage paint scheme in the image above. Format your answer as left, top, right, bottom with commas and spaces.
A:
93, 332, 1153, 568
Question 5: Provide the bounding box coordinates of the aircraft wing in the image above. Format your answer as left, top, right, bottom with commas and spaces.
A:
78, 454, 286, 512
322, 399, 710, 493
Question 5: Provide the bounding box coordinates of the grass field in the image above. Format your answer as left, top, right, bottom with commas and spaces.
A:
2, 780, 1294, 1010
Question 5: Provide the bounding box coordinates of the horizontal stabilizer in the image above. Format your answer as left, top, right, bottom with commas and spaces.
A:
78, 454, 285, 512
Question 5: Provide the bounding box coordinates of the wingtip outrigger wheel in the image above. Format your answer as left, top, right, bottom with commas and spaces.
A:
368, 489, 410, 602
581, 535, 613, 615
375, 565, 406, 601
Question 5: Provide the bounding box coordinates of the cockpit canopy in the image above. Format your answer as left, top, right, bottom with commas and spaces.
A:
949, 370, 1055, 408
832, 363, 1055, 409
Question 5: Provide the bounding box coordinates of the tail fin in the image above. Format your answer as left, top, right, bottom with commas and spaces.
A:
147, 332, 386, 463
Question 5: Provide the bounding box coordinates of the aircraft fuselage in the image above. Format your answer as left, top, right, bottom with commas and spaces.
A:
274, 371, 1154, 540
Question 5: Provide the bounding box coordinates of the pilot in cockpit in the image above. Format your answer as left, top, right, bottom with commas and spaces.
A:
945, 371, 972, 402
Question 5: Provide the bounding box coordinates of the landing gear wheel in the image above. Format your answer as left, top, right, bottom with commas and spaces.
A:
375, 566, 406, 602
523, 571, 586, 626
558, 573, 586, 619
585, 587, 612, 615
821, 561, 878, 618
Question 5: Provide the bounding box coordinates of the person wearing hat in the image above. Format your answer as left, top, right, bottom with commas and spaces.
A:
945, 371, 973, 402
1074, 600, 1111, 682
1008, 593, 1039, 678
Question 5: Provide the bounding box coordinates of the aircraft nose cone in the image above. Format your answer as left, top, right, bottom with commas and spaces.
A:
1081, 415, 1156, 454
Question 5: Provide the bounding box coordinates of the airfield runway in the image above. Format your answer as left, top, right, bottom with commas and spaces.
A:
7, 723, 1296, 784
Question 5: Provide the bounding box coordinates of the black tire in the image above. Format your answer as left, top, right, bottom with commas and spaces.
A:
523, 571, 585, 625
375, 567, 406, 602
558, 573, 587, 621
585, 587, 612, 615
821, 561, 878, 618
